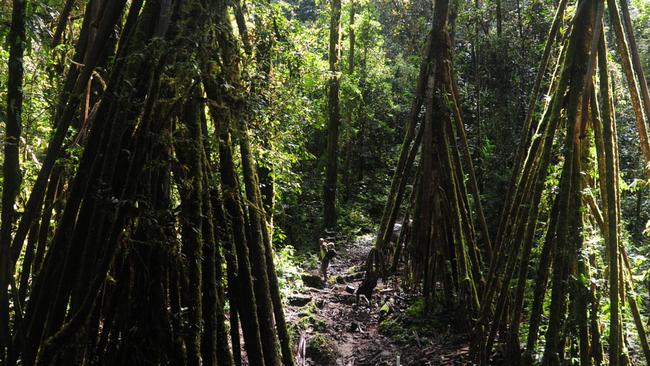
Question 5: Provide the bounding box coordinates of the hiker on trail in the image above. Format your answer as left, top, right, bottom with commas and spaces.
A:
319, 238, 337, 280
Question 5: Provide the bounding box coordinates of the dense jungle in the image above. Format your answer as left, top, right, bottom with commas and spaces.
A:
3, 0, 650, 365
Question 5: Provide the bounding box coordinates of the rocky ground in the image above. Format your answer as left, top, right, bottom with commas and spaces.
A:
286, 234, 473, 365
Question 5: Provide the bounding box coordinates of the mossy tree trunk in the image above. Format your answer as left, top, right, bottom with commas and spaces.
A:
0, 0, 26, 360
323, 0, 342, 230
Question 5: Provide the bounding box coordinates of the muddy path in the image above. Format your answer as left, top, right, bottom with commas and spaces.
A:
285, 234, 472, 366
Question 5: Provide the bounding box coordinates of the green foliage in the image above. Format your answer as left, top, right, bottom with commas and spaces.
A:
405, 298, 426, 318
274, 244, 305, 299
255, 0, 421, 247
337, 202, 374, 237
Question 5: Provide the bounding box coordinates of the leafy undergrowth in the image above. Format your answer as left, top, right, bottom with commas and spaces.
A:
283, 234, 474, 365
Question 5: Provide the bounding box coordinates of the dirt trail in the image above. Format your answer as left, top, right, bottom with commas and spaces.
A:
286, 234, 472, 366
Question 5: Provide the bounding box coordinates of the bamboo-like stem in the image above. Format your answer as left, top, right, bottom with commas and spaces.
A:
598, 29, 622, 366
447, 59, 492, 260
493, 0, 569, 254
375, 25, 438, 253
607, 0, 650, 176
542, 1, 597, 363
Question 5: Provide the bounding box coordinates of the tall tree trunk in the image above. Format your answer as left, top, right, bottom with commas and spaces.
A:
496, 0, 502, 37
0, 0, 26, 360
541, 1, 597, 363
177, 95, 205, 366
599, 30, 622, 366
342, 0, 356, 201
199, 114, 234, 366
216, 115, 266, 366
348, 1, 355, 75
204, 4, 267, 362
239, 125, 282, 366
323, 0, 342, 230
472, 0, 482, 192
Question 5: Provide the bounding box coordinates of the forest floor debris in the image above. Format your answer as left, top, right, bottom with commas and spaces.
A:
286, 234, 473, 365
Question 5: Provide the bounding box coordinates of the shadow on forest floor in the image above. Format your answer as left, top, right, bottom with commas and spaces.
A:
285, 234, 473, 365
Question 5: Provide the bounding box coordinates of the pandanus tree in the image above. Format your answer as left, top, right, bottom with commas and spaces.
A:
0, 0, 290, 365
369, 0, 490, 324
373, 0, 650, 363
472, 0, 650, 364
